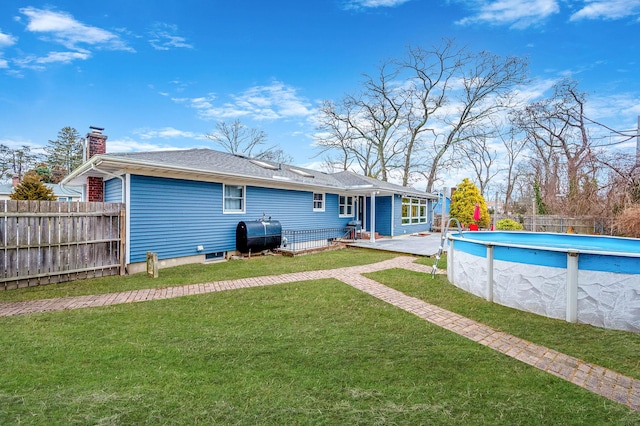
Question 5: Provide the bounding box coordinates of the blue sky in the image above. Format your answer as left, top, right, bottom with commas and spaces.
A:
1, 0, 639, 185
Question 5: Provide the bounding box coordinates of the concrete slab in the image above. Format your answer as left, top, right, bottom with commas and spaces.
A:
348, 233, 446, 256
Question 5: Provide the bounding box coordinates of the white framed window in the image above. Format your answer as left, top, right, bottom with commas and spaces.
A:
223, 184, 245, 213
313, 193, 325, 212
402, 197, 427, 224
339, 195, 354, 217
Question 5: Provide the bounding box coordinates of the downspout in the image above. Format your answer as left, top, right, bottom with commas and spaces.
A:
90, 163, 125, 203
57, 180, 73, 202
90, 163, 128, 272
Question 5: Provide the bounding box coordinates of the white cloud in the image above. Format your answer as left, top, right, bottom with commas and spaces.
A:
133, 127, 206, 140
585, 92, 640, 122
570, 0, 640, 21
106, 138, 187, 153
19, 7, 133, 52
511, 78, 557, 103
174, 81, 315, 122
148, 23, 193, 50
455, 0, 560, 29
343, 0, 412, 8
35, 50, 90, 64
0, 59, 7, 68
0, 30, 17, 47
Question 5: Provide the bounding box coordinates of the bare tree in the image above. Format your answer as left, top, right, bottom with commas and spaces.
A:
398, 42, 458, 186
315, 40, 528, 191
597, 151, 640, 211
419, 51, 528, 192
0, 144, 12, 180
513, 80, 600, 215
458, 134, 500, 196
206, 120, 293, 164
315, 100, 374, 174
315, 60, 406, 181
8, 146, 40, 180
497, 127, 528, 212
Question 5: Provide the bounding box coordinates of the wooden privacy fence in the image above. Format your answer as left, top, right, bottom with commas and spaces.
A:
1, 200, 125, 290
495, 215, 615, 235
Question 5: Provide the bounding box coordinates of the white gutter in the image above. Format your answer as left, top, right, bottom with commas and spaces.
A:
90, 163, 125, 203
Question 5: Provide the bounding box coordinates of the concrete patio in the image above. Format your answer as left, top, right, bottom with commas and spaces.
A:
347, 232, 445, 256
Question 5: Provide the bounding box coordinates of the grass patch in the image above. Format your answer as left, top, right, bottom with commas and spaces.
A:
415, 253, 447, 270
0, 247, 396, 303
368, 268, 640, 381
1, 279, 638, 424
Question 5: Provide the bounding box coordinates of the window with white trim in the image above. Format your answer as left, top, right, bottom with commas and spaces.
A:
313, 193, 325, 212
223, 184, 245, 213
339, 195, 354, 217
402, 197, 427, 224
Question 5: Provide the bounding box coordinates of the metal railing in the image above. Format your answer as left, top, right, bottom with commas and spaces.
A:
280, 227, 348, 254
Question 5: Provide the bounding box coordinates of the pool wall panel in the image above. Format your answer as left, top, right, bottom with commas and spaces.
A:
448, 233, 640, 333
577, 270, 640, 332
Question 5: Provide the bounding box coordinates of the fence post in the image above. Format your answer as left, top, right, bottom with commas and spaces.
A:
119, 205, 126, 276
146, 252, 158, 278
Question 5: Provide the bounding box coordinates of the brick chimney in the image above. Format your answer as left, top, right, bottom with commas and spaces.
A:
11, 174, 19, 187
86, 126, 107, 202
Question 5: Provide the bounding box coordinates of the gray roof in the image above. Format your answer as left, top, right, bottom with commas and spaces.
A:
331, 171, 436, 199
105, 149, 345, 189
64, 148, 435, 198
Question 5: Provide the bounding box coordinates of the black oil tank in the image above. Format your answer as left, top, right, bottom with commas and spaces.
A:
236, 220, 282, 253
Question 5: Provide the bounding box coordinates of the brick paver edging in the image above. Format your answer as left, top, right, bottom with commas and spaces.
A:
0, 256, 638, 411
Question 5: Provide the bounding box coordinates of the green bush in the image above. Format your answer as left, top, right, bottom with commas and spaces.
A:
449, 178, 490, 228
496, 218, 523, 231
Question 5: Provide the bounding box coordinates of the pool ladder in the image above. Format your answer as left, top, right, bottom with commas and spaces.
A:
431, 218, 463, 278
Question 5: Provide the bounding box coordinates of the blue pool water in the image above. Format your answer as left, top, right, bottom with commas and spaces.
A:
449, 231, 640, 274
450, 231, 640, 255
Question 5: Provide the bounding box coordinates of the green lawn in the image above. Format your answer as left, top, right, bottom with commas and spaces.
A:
0, 247, 396, 303
368, 268, 640, 381
1, 249, 639, 424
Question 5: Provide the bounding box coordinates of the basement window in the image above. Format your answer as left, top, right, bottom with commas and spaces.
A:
205, 252, 225, 261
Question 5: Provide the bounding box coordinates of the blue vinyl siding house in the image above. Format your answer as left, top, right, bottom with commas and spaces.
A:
64, 145, 437, 273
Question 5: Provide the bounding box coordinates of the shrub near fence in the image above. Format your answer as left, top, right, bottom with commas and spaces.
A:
0, 200, 125, 290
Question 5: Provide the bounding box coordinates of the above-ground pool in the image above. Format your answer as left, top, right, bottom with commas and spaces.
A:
447, 231, 640, 333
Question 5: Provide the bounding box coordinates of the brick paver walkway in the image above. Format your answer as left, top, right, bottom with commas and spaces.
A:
1, 256, 638, 411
